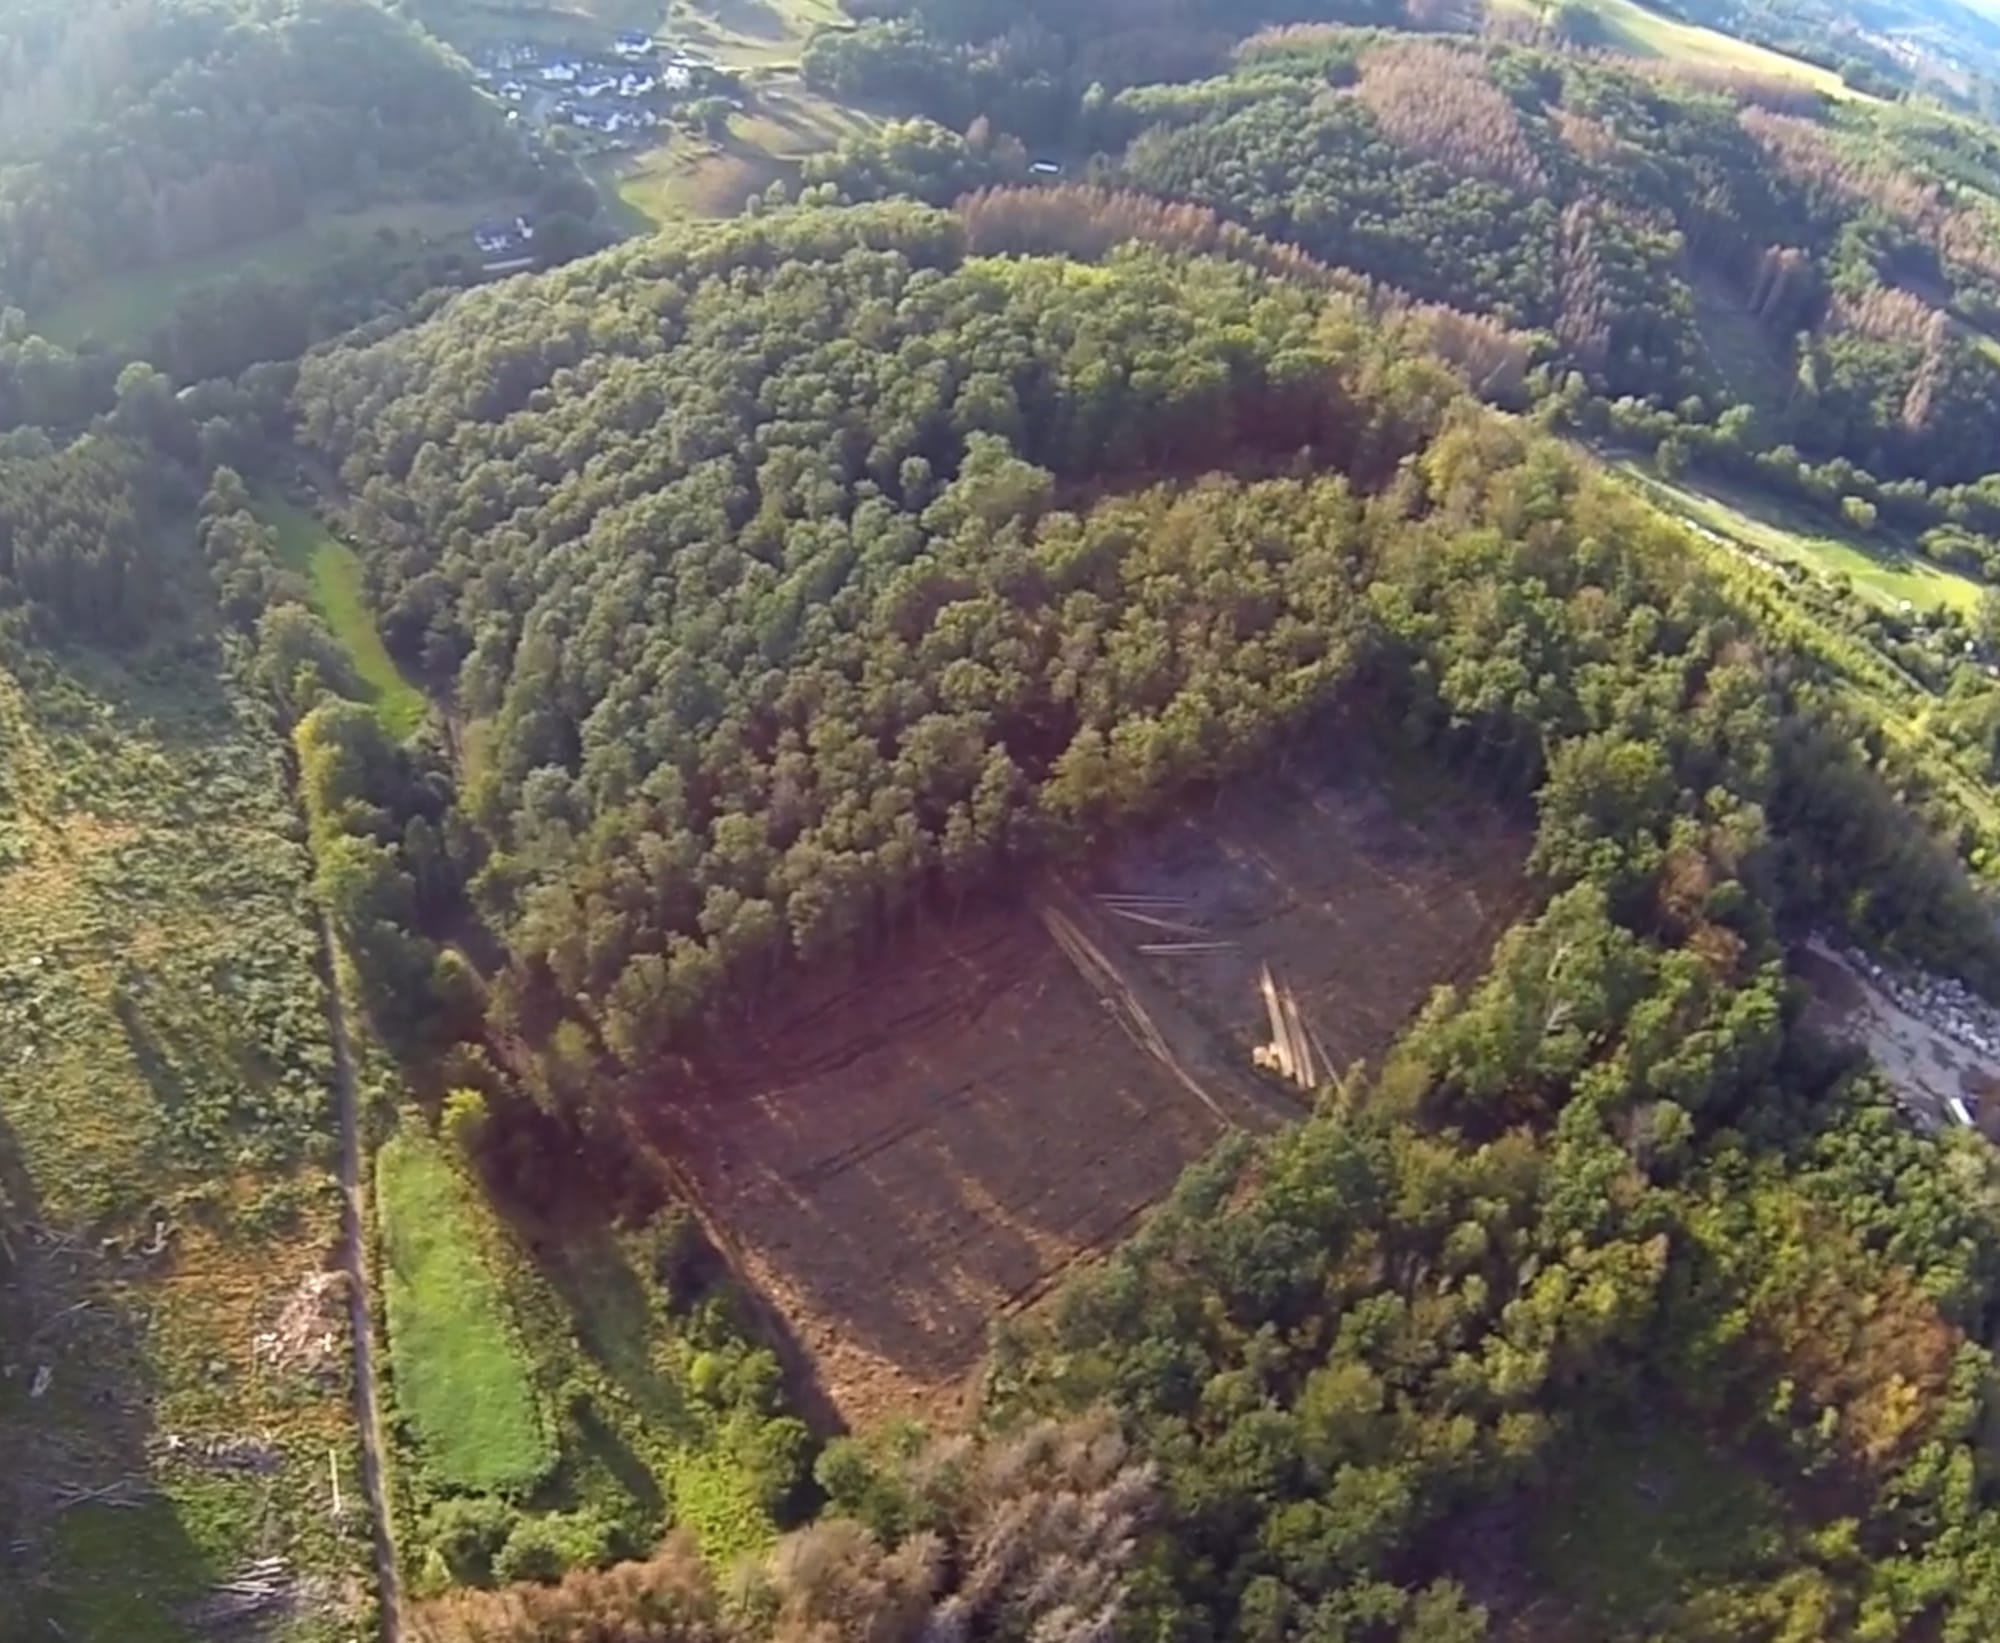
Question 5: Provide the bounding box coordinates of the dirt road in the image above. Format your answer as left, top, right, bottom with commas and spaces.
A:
319, 914, 402, 1641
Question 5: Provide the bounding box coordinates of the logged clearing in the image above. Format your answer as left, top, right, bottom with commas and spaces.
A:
0, 595, 365, 1639
1692, 272, 1790, 417
647, 764, 1529, 1427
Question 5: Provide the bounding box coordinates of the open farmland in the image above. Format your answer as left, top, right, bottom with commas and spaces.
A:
645, 761, 1530, 1427
0, 596, 367, 1638
592, 78, 875, 229
1491, 0, 1864, 96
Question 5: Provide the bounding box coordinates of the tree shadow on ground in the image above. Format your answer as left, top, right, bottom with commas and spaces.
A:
0, 1105, 220, 1642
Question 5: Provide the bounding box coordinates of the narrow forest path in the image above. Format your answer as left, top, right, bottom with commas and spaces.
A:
319, 913, 404, 1642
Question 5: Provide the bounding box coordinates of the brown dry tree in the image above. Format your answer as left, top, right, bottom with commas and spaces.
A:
1826, 283, 1938, 346
1354, 39, 1548, 193
408, 1534, 731, 1643
1742, 109, 2000, 287
1555, 197, 1615, 373
955, 184, 1534, 400
407, 1416, 1157, 1643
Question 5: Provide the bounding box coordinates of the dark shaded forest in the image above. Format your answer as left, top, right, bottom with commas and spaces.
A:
0, 0, 531, 310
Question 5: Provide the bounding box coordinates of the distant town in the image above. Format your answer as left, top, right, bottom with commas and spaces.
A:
465, 29, 740, 264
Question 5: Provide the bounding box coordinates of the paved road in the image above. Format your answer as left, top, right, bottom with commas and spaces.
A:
320, 915, 402, 1642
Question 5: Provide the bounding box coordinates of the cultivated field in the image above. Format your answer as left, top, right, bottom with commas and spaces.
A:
593, 77, 875, 229
646, 761, 1530, 1426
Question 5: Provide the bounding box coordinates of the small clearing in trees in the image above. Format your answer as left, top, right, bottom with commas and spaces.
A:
1796, 939, 2000, 1134
643, 760, 1531, 1428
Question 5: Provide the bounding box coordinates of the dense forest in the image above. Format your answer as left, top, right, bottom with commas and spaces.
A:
22, 0, 2000, 1634
0, 0, 530, 310
799, 0, 1414, 134
266, 201, 2000, 1640
1095, 34, 2000, 486
789, 18, 2000, 526
283, 198, 1997, 1113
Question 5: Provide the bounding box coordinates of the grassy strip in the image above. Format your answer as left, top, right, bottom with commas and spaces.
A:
258, 495, 430, 739
1621, 465, 1983, 614
378, 1133, 556, 1497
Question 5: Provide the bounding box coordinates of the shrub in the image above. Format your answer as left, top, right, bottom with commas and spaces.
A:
493, 1510, 616, 1586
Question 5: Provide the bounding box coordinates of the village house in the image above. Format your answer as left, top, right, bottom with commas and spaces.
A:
473, 214, 535, 257
474, 33, 719, 144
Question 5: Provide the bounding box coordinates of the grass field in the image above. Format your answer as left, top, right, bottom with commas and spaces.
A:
258, 495, 430, 739
592, 77, 873, 229
1623, 465, 1984, 614
669, 0, 846, 70
413, 0, 841, 65
412, 0, 661, 48
33, 198, 511, 353
594, 137, 786, 226
378, 1132, 555, 1497
371, 1107, 793, 1584
1496, 0, 1865, 96
0, 544, 368, 1639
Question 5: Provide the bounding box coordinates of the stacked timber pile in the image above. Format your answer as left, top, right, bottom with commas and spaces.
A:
1253, 964, 1325, 1094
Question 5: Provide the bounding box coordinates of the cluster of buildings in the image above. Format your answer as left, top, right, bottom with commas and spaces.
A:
471, 32, 726, 143
472, 213, 537, 270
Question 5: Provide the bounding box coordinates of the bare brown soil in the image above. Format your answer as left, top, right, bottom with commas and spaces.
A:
643, 764, 1531, 1428
1085, 767, 1531, 1083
